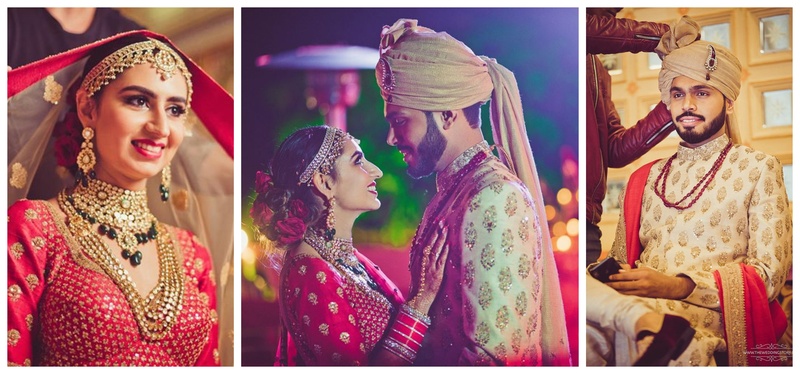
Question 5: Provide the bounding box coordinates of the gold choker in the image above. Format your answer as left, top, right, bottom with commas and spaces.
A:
304, 230, 378, 291
67, 178, 157, 265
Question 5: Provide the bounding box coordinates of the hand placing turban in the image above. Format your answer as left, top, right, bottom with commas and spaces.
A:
656, 16, 742, 106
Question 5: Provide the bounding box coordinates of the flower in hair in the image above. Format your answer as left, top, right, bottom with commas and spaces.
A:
250, 197, 273, 229
288, 199, 309, 220
275, 217, 306, 245
53, 111, 83, 170
255, 170, 273, 194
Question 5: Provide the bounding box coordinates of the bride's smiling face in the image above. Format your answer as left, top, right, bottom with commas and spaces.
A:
78, 63, 188, 190
328, 138, 383, 213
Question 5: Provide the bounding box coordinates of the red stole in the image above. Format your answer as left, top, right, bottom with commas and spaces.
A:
623, 161, 787, 366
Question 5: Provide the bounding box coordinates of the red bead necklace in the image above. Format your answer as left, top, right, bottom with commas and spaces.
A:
654, 142, 733, 210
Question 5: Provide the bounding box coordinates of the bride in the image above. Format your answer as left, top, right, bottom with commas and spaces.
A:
251, 125, 449, 365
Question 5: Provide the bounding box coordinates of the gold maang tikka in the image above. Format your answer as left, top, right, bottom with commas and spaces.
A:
80, 38, 193, 107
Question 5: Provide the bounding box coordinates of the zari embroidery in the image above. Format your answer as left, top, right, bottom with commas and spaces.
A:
43, 75, 63, 105
718, 264, 747, 366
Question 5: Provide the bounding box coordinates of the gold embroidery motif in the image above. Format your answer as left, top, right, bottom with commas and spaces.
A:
213, 348, 220, 365
675, 252, 685, 267
693, 222, 705, 237
199, 292, 210, 306
478, 282, 493, 310
518, 217, 530, 242
518, 253, 531, 279
515, 291, 528, 316
480, 244, 496, 270
468, 195, 481, 212
498, 267, 512, 293
319, 323, 330, 336
308, 293, 318, 305
337, 287, 344, 298
9, 163, 28, 189
761, 229, 773, 246
25, 314, 33, 331
8, 329, 20, 346
340, 332, 350, 344
495, 342, 508, 361
43, 75, 63, 104
489, 181, 503, 194
495, 305, 510, 331
501, 229, 514, 255
738, 157, 749, 171
328, 302, 339, 314
464, 222, 477, 250
475, 322, 490, 345
9, 285, 22, 302
10, 242, 24, 260
511, 329, 522, 354
194, 258, 204, 272
25, 274, 39, 290
678, 232, 688, 247
691, 246, 701, 259
483, 206, 497, 233
210, 309, 219, 324
505, 193, 518, 217
31, 237, 45, 251
465, 260, 475, 288
299, 265, 307, 275
302, 315, 310, 325
348, 314, 356, 325
526, 313, 537, 336
316, 271, 327, 284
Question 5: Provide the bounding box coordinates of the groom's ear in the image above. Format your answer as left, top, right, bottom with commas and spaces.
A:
311, 172, 334, 198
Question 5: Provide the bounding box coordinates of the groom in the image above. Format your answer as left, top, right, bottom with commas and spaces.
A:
376, 19, 570, 366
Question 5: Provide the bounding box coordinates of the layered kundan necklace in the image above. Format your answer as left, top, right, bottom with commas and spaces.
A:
61, 178, 158, 266
304, 229, 378, 291
653, 141, 733, 210
57, 178, 184, 340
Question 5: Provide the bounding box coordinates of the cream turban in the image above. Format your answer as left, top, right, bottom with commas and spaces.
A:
375, 19, 571, 365
656, 16, 743, 143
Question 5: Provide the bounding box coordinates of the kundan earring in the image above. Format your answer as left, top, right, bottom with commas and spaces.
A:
160, 164, 171, 202
76, 127, 97, 187
324, 196, 336, 241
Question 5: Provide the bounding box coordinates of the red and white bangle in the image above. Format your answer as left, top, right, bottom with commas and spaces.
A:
382, 303, 431, 363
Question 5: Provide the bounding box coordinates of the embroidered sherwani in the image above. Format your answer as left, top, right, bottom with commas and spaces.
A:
607, 135, 792, 365
7, 199, 220, 366
411, 142, 558, 365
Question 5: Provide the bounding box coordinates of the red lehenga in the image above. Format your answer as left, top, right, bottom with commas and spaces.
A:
7, 200, 219, 366
278, 250, 405, 366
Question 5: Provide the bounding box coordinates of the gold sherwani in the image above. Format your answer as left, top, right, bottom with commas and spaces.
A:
411, 142, 567, 365
610, 135, 792, 365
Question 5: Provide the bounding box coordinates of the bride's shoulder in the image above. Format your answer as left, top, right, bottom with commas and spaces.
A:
8, 199, 59, 227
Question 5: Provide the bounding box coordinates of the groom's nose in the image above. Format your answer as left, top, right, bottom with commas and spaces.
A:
386, 127, 397, 146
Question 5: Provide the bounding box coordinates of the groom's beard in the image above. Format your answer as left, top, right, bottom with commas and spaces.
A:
407, 112, 447, 179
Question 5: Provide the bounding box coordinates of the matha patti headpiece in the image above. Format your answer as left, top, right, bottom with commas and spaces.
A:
298, 127, 349, 185
80, 38, 193, 107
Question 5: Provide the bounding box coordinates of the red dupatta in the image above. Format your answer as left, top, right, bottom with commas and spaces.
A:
623, 161, 787, 366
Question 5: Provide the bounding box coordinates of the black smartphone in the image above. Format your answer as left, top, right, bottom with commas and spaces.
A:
589, 257, 622, 283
